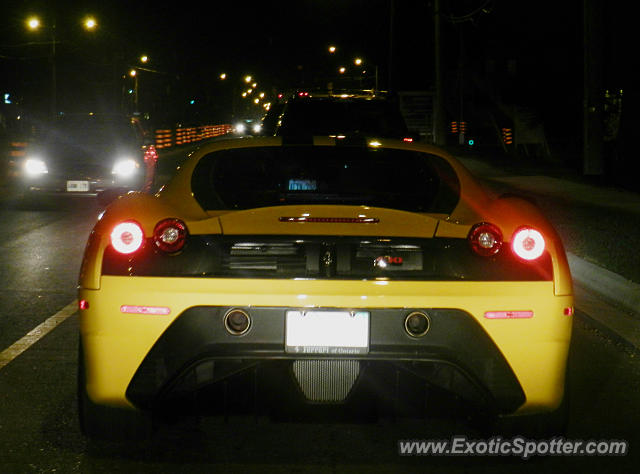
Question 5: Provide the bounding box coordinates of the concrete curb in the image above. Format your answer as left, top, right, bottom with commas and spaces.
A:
568, 252, 640, 317
568, 252, 640, 351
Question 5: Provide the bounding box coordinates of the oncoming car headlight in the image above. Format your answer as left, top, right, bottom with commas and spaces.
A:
112, 158, 139, 177
24, 158, 48, 176
234, 122, 246, 134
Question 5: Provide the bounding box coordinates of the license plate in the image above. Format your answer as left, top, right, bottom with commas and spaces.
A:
285, 310, 369, 354
66, 180, 89, 192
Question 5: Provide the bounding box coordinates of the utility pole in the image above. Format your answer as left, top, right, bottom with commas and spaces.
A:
388, 0, 395, 90
433, 0, 446, 145
583, 0, 604, 175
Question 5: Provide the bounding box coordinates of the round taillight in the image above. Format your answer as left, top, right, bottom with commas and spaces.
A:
153, 218, 188, 253
468, 222, 503, 256
110, 221, 144, 254
511, 227, 545, 260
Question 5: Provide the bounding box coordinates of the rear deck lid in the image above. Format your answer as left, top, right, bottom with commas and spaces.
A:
217, 205, 439, 237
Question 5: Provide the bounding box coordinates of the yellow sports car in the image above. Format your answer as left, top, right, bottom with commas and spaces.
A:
77, 137, 573, 439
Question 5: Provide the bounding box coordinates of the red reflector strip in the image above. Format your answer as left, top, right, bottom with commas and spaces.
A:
279, 217, 379, 224
120, 305, 171, 315
484, 310, 534, 319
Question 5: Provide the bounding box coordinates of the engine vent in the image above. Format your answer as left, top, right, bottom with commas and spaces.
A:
292, 360, 360, 402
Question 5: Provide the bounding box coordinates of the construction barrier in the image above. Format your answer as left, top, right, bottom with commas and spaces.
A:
154, 129, 173, 149
155, 124, 231, 149
9, 141, 28, 158
449, 121, 467, 134
502, 127, 513, 145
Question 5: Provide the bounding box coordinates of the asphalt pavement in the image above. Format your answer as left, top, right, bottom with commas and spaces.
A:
454, 147, 640, 351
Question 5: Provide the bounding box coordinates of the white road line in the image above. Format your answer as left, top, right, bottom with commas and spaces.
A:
0, 300, 77, 370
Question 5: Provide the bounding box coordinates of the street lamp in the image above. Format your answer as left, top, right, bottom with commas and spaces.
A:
83, 16, 98, 31
26, 16, 41, 30
26, 14, 98, 118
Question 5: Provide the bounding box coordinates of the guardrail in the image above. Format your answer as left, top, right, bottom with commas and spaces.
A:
154, 124, 232, 149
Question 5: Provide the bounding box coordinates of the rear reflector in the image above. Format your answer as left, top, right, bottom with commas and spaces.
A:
78, 299, 90, 310
564, 307, 574, 316
484, 310, 534, 319
120, 305, 171, 315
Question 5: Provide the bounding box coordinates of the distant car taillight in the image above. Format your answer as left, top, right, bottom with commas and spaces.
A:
110, 221, 144, 254
153, 218, 188, 253
511, 227, 545, 260
468, 222, 503, 256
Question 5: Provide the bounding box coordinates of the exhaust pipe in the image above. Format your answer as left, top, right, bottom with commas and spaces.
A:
404, 311, 431, 338
224, 308, 251, 335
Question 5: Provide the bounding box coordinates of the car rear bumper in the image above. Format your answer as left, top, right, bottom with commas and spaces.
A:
20, 174, 144, 195
79, 277, 572, 416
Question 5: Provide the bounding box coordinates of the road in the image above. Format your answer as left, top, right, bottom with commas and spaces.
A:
0, 145, 638, 473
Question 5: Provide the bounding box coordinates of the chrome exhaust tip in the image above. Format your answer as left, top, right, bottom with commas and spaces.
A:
404, 311, 431, 338
224, 308, 251, 335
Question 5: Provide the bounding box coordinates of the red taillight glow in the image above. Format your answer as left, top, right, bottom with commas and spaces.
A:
403, 137, 414, 142
78, 299, 90, 310
511, 227, 545, 260
143, 145, 158, 164
468, 222, 503, 256
153, 218, 188, 253
484, 310, 534, 319
110, 221, 144, 254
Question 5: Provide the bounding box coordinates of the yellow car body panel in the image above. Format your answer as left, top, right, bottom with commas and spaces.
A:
80, 276, 571, 413
78, 137, 573, 421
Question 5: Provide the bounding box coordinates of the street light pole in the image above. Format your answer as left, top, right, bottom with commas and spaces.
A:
50, 20, 56, 118
433, 0, 447, 145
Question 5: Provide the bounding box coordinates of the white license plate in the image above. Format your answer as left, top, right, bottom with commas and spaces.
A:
285, 310, 370, 354
66, 180, 89, 192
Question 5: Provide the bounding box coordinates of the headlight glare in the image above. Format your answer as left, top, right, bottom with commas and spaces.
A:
112, 158, 138, 177
24, 158, 48, 176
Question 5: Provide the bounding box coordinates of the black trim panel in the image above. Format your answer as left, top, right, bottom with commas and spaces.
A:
126, 306, 526, 414
102, 235, 553, 281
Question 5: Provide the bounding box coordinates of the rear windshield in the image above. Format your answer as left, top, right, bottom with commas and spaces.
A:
191, 146, 460, 213
276, 100, 408, 138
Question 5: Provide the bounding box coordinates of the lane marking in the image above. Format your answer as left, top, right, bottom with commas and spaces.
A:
0, 300, 77, 371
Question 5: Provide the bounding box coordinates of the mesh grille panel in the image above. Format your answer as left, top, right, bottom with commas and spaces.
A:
292, 360, 360, 402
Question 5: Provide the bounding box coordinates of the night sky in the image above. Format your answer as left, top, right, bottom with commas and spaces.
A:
0, 0, 631, 141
